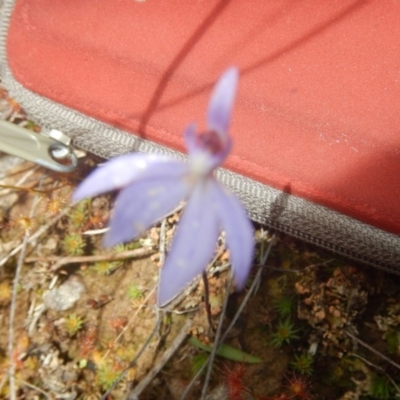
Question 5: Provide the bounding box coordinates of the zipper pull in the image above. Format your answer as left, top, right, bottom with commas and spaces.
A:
0, 120, 78, 173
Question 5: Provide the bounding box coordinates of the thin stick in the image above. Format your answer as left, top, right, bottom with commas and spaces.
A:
8, 195, 42, 400
82, 227, 108, 236
7, 232, 29, 400
180, 234, 276, 400
0, 164, 37, 193
345, 330, 400, 371
201, 274, 233, 399
160, 203, 184, 224
221, 235, 275, 343
161, 247, 226, 311
0, 163, 35, 181
180, 274, 233, 400
23, 247, 155, 271
159, 218, 167, 265
0, 203, 73, 267
16, 377, 52, 399
100, 308, 162, 400
99, 284, 158, 364
349, 353, 400, 394
126, 318, 193, 399
0, 184, 47, 194
202, 271, 214, 333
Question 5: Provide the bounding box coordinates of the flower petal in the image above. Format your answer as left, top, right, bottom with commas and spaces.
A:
103, 175, 190, 247
211, 182, 254, 289
157, 181, 220, 306
73, 153, 184, 201
207, 67, 239, 138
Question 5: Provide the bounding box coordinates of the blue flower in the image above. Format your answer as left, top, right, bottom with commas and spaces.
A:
73, 67, 254, 305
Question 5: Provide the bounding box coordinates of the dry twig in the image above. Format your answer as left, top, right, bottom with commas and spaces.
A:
7, 195, 42, 400
346, 330, 400, 371
100, 308, 162, 400
100, 283, 158, 364
23, 247, 155, 271
127, 318, 194, 399
180, 234, 276, 400
0, 203, 73, 268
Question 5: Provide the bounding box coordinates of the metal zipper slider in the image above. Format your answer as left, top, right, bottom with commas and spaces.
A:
0, 120, 78, 172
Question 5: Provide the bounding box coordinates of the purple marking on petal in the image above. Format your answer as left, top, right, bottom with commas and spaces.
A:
103, 174, 190, 247
157, 181, 220, 306
207, 67, 239, 138
73, 153, 182, 202
184, 122, 198, 154
210, 181, 254, 289
197, 131, 232, 169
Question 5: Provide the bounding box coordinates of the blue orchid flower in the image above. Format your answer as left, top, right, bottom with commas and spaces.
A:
73, 67, 254, 306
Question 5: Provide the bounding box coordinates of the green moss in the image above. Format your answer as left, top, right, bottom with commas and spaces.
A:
369, 374, 394, 400
92, 260, 120, 275
273, 295, 294, 318
127, 284, 145, 300
290, 351, 314, 376
384, 330, 399, 355
62, 233, 85, 256
191, 353, 209, 376
270, 318, 299, 348
64, 314, 84, 336
69, 200, 89, 228
97, 362, 122, 391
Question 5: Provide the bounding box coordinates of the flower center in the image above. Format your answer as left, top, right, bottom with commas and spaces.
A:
196, 130, 224, 155
188, 151, 212, 180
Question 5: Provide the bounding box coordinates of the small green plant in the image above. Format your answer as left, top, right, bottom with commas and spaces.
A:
64, 314, 84, 336
270, 318, 299, 348
62, 233, 85, 256
93, 260, 120, 275
189, 337, 262, 363
96, 361, 122, 391
191, 353, 209, 375
46, 196, 66, 216
384, 330, 399, 355
114, 244, 127, 253
127, 284, 144, 300
69, 200, 89, 228
123, 240, 142, 250
273, 295, 294, 318
15, 215, 36, 233
290, 351, 314, 376
369, 373, 394, 400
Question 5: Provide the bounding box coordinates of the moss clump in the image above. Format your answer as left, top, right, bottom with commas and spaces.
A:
64, 313, 84, 336
270, 318, 299, 348
62, 233, 85, 256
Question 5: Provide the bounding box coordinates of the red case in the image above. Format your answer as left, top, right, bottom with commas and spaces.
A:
1, 0, 400, 270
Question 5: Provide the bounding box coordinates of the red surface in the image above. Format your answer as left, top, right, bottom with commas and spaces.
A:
7, 0, 400, 234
